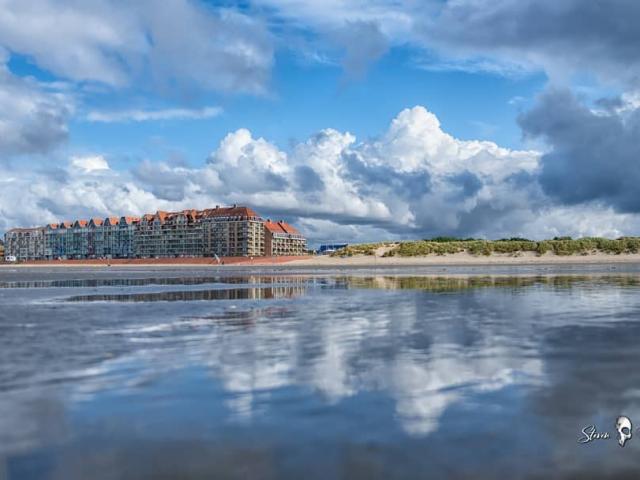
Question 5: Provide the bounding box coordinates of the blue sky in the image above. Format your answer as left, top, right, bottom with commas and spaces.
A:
1, 0, 639, 244
60, 48, 544, 168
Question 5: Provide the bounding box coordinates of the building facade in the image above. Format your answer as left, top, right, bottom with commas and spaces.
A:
4, 205, 306, 261
135, 210, 203, 258
202, 206, 265, 257
4, 227, 45, 260
264, 220, 307, 256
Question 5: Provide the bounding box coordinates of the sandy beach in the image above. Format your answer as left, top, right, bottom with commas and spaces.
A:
285, 251, 640, 267
4, 251, 640, 268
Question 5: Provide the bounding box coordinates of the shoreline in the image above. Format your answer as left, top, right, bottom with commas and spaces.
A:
3, 251, 640, 268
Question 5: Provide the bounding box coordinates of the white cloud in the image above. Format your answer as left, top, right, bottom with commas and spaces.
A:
86, 106, 222, 123
257, 0, 640, 89
0, 52, 73, 157
70, 155, 110, 172
3, 105, 640, 241
0, 0, 274, 94
253, 0, 417, 40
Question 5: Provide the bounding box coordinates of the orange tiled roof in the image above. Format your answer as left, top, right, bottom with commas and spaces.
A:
201, 205, 260, 219
156, 211, 168, 223
5, 205, 301, 236
280, 222, 300, 235
264, 220, 300, 235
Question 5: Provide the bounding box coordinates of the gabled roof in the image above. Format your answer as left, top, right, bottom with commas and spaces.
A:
280, 222, 300, 235
155, 211, 168, 223
200, 205, 260, 219
264, 220, 300, 235
105, 216, 119, 226
90, 218, 104, 227
74, 220, 88, 228
122, 216, 140, 225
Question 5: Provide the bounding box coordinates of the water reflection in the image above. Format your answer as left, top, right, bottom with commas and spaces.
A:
2, 273, 640, 479
65, 285, 307, 302
0, 275, 304, 289
345, 274, 640, 291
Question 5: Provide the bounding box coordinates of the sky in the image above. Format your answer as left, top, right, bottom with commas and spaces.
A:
1, 0, 640, 245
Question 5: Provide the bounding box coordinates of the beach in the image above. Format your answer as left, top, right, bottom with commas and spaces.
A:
4, 250, 640, 269
3, 264, 640, 479
287, 251, 640, 267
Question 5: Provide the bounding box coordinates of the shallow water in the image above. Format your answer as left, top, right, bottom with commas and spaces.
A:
2, 266, 640, 479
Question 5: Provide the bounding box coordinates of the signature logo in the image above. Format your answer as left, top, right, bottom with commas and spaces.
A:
616, 416, 632, 447
578, 416, 633, 447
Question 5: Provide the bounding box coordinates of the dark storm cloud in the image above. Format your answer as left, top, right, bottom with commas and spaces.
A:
421, 0, 640, 85
519, 88, 640, 213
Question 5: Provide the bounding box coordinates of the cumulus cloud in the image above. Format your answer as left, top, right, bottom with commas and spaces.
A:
0, 53, 72, 158
86, 106, 222, 123
519, 88, 640, 213
0, 0, 274, 94
4, 105, 640, 241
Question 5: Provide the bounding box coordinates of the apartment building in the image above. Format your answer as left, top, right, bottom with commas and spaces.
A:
202, 206, 265, 257
135, 210, 203, 258
264, 220, 306, 256
4, 205, 306, 261
4, 227, 45, 260
115, 217, 139, 258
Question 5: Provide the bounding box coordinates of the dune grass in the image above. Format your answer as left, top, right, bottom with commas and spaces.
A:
330, 237, 640, 257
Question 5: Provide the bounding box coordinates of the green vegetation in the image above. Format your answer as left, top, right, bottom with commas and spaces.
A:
332, 237, 640, 257
329, 242, 395, 257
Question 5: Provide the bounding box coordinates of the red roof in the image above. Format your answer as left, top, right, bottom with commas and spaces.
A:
155, 211, 168, 223
264, 220, 300, 235
200, 205, 260, 219
5, 206, 303, 237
